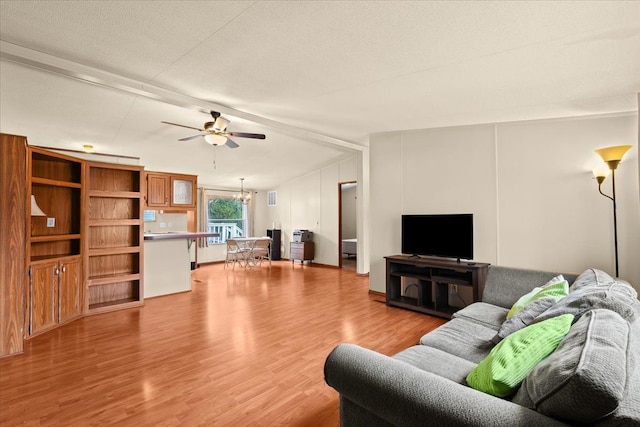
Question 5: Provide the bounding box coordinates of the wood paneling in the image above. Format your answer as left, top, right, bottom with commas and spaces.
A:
0, 263, 446, 425
30, 186, 81, 236
88, 225, 140, 249
31, 151, 82, 183
87, 253, 139, 278
88, 197, 139, 220
0, 133, 27, 357
88, 280, 139, 307
89, 166, 140, 192
30, 239, 80, 261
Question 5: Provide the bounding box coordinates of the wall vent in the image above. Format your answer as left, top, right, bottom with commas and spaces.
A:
267, 191, 277, 206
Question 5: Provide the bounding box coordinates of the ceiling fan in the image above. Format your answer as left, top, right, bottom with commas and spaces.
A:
161, 111, 266, 149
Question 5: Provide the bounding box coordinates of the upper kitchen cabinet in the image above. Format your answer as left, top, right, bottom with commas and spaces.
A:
144, 171, 196, 209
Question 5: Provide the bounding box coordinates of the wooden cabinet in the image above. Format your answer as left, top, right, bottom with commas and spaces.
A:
28, 257, 82, 336
26, 147, 84, 337
59, 258, 82, 323
144, 171, 196, 209
0, 134, 27, 357
146, 173, 170, 207
385, 255, 489, 319
85, 162, 144, 314
290, 242, 314, 263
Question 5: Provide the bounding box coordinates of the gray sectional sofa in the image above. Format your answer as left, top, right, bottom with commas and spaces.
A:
325, 266, 640, 426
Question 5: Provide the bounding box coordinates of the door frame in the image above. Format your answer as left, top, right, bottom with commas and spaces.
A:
338, 181, 357, 268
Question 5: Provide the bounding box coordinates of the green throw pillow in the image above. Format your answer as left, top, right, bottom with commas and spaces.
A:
466, 313, 574, 397
506, 277, 568, 319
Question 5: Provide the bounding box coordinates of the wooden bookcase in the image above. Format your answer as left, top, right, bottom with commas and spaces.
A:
85, 162, 144, 314
26, 147, 84, 337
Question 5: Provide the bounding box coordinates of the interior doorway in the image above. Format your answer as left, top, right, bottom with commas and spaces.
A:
338, 181, 357, 270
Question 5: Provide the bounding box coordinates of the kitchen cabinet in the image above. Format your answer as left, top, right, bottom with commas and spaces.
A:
146, 173, 170, 207
144, 171, 196, 209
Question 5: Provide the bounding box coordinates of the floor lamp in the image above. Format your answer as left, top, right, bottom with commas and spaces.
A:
592, 145, 632, 277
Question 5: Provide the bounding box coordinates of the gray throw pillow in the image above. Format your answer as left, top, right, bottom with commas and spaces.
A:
534, 269, 640, 324
512, 309, 632, 423
491, 297, 556, 344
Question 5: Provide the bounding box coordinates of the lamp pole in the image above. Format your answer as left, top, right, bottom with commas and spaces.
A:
596, 168, 618, 278
611, 169, 619, 278
594, 145, 631, 279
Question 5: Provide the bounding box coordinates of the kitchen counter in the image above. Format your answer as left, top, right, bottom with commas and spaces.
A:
144, 231, 220, 243
143, 231, 219, 298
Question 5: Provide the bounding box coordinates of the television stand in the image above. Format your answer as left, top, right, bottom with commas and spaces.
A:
385, 255, 489, 319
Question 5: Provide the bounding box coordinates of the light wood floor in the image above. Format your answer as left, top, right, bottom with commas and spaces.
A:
0, 261, 446, 426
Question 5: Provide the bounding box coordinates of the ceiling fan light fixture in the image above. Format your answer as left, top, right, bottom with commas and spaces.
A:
213, 117, 230, 132
204, 134, 227, 145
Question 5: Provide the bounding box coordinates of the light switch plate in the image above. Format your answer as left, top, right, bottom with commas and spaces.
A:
46, 217, 55, 227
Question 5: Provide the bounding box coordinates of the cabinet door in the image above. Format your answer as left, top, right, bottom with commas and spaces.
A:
59, 259, 82, 323
170, 176, 196, 207
29, 262, 58, 336
146, 173, 170, 207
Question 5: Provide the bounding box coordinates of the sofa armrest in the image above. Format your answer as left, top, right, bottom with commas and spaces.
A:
324, 343, 568, 427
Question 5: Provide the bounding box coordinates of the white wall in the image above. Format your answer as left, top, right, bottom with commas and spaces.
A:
253, 155, 358, 267
370, 113, 640, 293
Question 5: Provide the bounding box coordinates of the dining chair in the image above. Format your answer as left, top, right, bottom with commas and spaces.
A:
247, 239, 271, 268
224, 239, 246, 270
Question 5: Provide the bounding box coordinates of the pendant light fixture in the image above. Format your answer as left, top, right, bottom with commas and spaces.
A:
234, 178, 251, 205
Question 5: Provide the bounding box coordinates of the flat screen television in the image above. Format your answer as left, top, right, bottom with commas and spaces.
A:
401, 214, 473, 261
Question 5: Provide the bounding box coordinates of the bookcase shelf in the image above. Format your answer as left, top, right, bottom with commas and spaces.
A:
84, 162, 144, 315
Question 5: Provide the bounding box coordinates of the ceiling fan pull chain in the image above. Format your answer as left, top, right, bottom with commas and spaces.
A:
213, 148, 217, 169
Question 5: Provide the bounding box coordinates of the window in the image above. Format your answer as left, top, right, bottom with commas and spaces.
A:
206, 196, 247, 244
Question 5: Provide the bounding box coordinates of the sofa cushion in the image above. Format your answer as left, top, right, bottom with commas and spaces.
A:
534, 269, 640, 324
452, 302, 509, 330
506, 276, 568, 319
570, 267, 624, 292
512, 309, 633, 423
393, 345, 477, 384
466, 314, 574, 398
493, 297, 557, 343
482, 266, 577, 309
419, 318, 496, 364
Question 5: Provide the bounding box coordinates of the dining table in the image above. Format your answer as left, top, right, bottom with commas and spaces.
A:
233, 236, 273, 267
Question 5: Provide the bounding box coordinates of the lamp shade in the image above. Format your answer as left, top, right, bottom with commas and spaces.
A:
594, 145, 632, 163
204, 134, 227, 146
213, 117, 230, 132
31, 195, 46, 216
592, 165, 610, 180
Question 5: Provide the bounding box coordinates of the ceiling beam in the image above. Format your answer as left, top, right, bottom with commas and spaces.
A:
0, 40, 365, 152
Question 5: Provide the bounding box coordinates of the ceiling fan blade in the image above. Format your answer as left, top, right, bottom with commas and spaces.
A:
228, 132, 266, 139
161, 121, 204, 132
178, 134, 203, 141
225, 138, 239, 149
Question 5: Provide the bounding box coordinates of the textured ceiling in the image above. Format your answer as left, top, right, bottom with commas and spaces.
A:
1, 1, 639, 189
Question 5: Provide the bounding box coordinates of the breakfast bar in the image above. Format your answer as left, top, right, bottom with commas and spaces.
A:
143, 232, 219, 298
